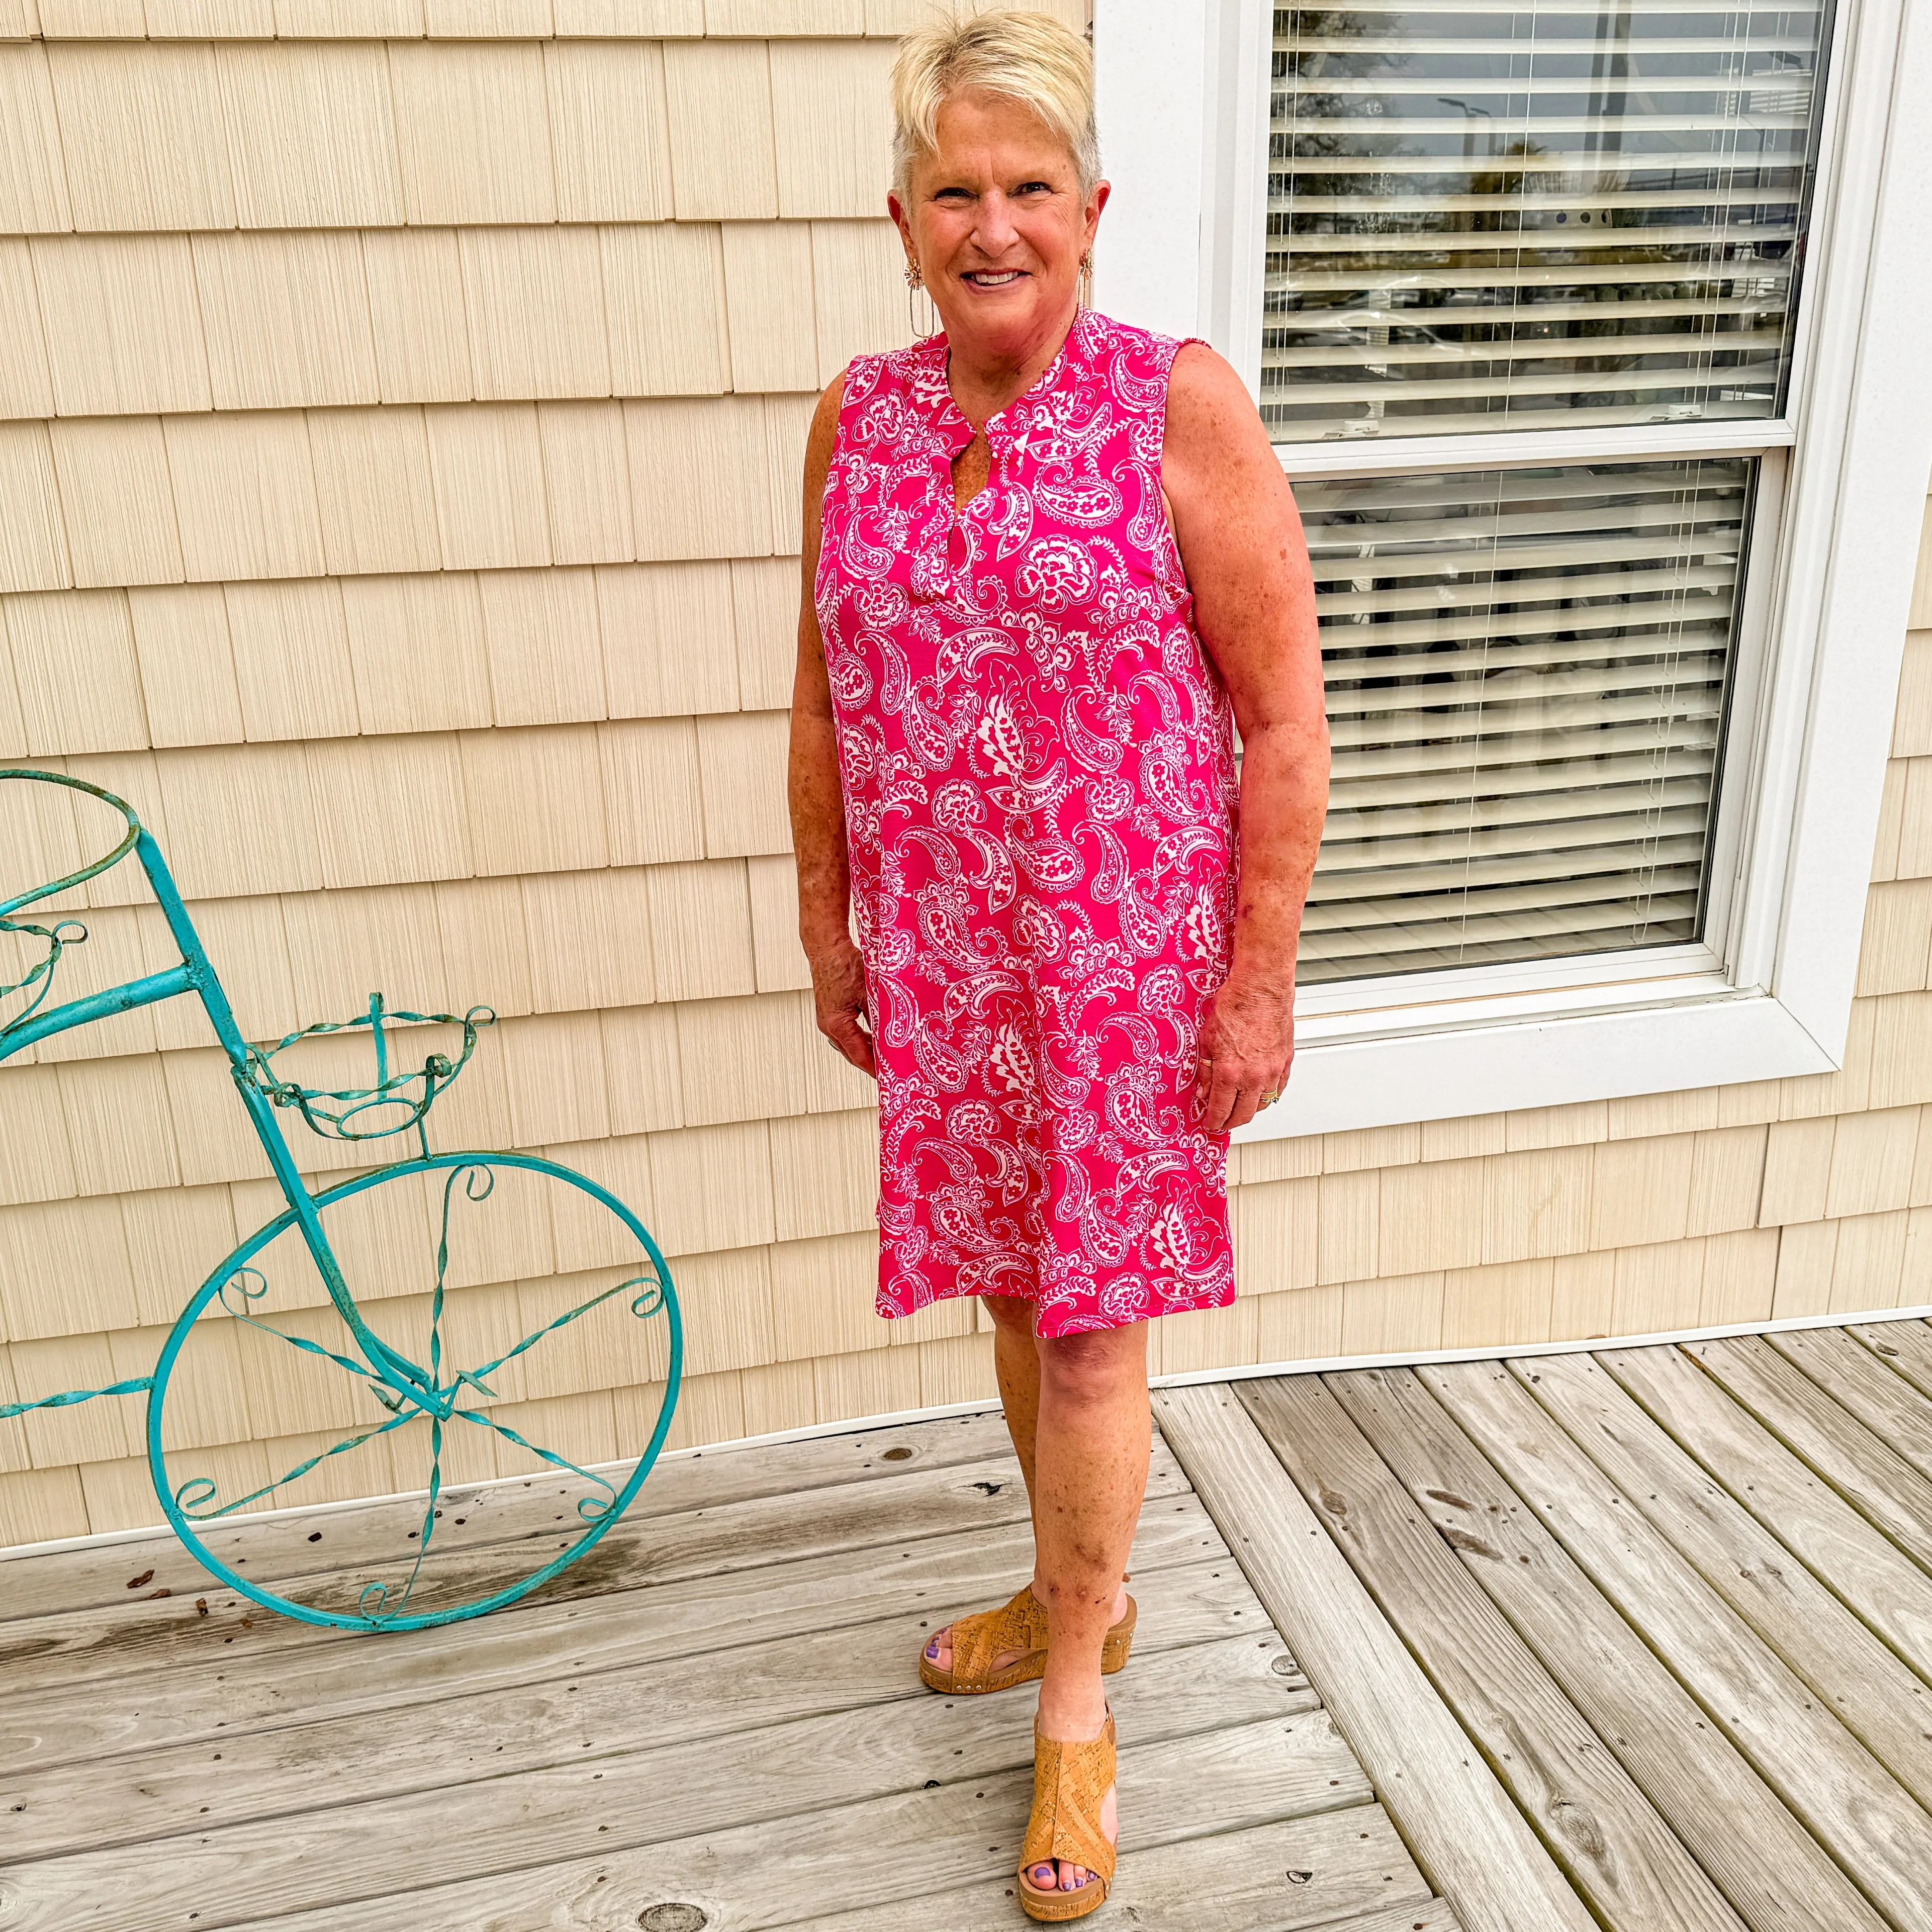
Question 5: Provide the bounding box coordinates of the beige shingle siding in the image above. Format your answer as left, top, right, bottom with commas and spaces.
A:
0, 225, 902, 419
4, 0, 1928, 1546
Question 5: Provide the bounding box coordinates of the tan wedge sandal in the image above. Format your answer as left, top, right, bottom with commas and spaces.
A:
917, 1579, 1136, 1695
1018, 1706, 1118, 1922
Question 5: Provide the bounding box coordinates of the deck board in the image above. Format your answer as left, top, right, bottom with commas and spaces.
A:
1327, 1362, 1886, 1932
6, 1566, 1296, 1859
10, 1317, 1932, 1931
1600, 1341, 1932, 1682
1, 1499, 1231, 1775
166, 1716, 1377, 1932
213, 1816, 1450, 1932
1516, 1351, 1932, 1810
1238, 1371, 1746, 1932
1768, 1325, 1932, 1485
1155, 1383, 1599, 1932
1688, 1335, 1932, 1571
1849, 1317, 1932, 1402
0, 1447, 1193, 1695
774, 1817, 1456, 1932
1, 1649, 1349, 1929
0, 1411, 1024, 1625
1423, 1359, 1932, 1932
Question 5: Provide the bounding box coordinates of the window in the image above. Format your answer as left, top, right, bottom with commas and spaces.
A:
1096, 0, 1929, 1133
1263, 2, 1830, 989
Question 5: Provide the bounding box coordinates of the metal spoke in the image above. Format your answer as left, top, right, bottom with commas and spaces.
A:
174, 1409, 418, 1521
453, 1406, 619, 1522
357, 1415, 447, 1621
217, 1266, 387, 1385
0, 1374, 152, 1421
458, 1270, 663, 1394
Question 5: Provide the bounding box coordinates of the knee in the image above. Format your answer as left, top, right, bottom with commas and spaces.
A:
981, 1294, 1036, 1340
1037, 1326, 1144, 1407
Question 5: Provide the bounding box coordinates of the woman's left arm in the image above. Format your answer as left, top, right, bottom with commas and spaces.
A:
1162, 342, 1330, 1133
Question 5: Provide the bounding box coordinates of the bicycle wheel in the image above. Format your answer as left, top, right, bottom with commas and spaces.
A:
146, 1151, 682, 1631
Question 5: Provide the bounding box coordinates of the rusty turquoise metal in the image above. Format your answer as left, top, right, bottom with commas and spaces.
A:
0, 768, 682, 1630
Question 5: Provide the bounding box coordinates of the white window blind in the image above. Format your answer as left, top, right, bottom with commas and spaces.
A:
1296, 455, 1749, 984
1264, 3, 1832, 443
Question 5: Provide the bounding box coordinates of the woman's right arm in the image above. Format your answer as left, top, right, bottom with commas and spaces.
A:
788, 372, 876, 1079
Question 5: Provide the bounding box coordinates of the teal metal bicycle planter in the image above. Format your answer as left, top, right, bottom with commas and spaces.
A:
0, 769, 682, 1631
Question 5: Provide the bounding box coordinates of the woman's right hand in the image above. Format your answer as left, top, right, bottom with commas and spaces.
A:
810, 935, 877, 1078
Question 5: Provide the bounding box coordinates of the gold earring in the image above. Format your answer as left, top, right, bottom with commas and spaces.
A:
904, 258, 924, 289
1078, 251, 1093, 312
905, 258, 930, 339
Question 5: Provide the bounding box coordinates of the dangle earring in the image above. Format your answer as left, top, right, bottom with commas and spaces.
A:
1078, 249, 1094, 312
904, 256, 936, 340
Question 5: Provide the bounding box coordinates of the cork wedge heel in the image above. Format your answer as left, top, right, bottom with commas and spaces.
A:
1018, 1707, 1118, 1922
917, 1581, 1137, 1695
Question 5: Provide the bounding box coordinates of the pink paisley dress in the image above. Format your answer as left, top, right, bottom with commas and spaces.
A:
815, 309, 1241, 1338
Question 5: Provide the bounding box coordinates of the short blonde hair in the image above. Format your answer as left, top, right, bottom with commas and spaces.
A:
890, 10, 1100, 200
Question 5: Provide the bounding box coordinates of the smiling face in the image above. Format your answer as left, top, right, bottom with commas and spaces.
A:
888, 88, 1108, 377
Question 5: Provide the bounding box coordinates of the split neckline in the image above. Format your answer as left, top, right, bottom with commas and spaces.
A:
924, 308, 1092, 459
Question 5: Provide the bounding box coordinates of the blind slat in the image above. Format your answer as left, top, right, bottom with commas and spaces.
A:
1271, 108, 1811, 133
1276, 364, 1780, 407
1303, 871, 1705, 934
1266, 151, 1808, 172
1277, 191, 1802, 213
1330, 711, 1718, 783
1289, 35, 1817, 55
1320, 607, 1730, 653
1320, 799, 1712, 868
1324, 771, 1713, 844
1290, 0, 1818, 14
1299, 893, 1701, 966
1266, 224, 1798, 254
1326, 683, 1724, 752
1308, 835, 1709, 909
1267, 259, 1794, 292
1268, 400, 1772, 436
1276, 72, 1813, 100
1313, 524, 1741, 574
1268, 329, 1787, 369
1329, 660, 1727, 725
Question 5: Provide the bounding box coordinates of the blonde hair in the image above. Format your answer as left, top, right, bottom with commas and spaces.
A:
890, 10, 1100, 200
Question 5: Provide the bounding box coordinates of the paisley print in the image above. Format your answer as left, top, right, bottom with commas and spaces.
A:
816, 310, 1241, 1338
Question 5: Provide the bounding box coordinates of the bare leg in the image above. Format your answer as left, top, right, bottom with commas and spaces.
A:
989, 1292, 1043, 1503
1027, 1321, 1148, 1894
924, 1296, 1129, 1677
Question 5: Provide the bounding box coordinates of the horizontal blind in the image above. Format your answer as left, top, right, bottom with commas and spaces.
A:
1296, 455, 1748, 984
1264, 3, 1832, 442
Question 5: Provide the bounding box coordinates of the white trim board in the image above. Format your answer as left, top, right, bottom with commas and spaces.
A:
1251, 985, 1835, 1140
1096, 0, 1932, 1142
8, 1303, 1929, 1564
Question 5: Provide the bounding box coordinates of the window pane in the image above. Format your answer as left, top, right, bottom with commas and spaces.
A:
1263, 5, 1832, 443
1298, 456, 1749, 984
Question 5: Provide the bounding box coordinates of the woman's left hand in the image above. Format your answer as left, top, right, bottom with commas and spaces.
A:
1191, 970, 1295, 1133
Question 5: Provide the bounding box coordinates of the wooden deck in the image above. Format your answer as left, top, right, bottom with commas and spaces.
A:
4, 1317, 1932, 1930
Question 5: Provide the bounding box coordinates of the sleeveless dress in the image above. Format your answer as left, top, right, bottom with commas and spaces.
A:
814, 309, 1241, 1337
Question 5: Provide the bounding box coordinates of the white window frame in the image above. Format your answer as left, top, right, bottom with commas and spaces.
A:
1095, 0, 1932, 1139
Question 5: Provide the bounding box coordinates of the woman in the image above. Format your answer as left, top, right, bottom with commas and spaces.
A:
788, 12, 1328, 1919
